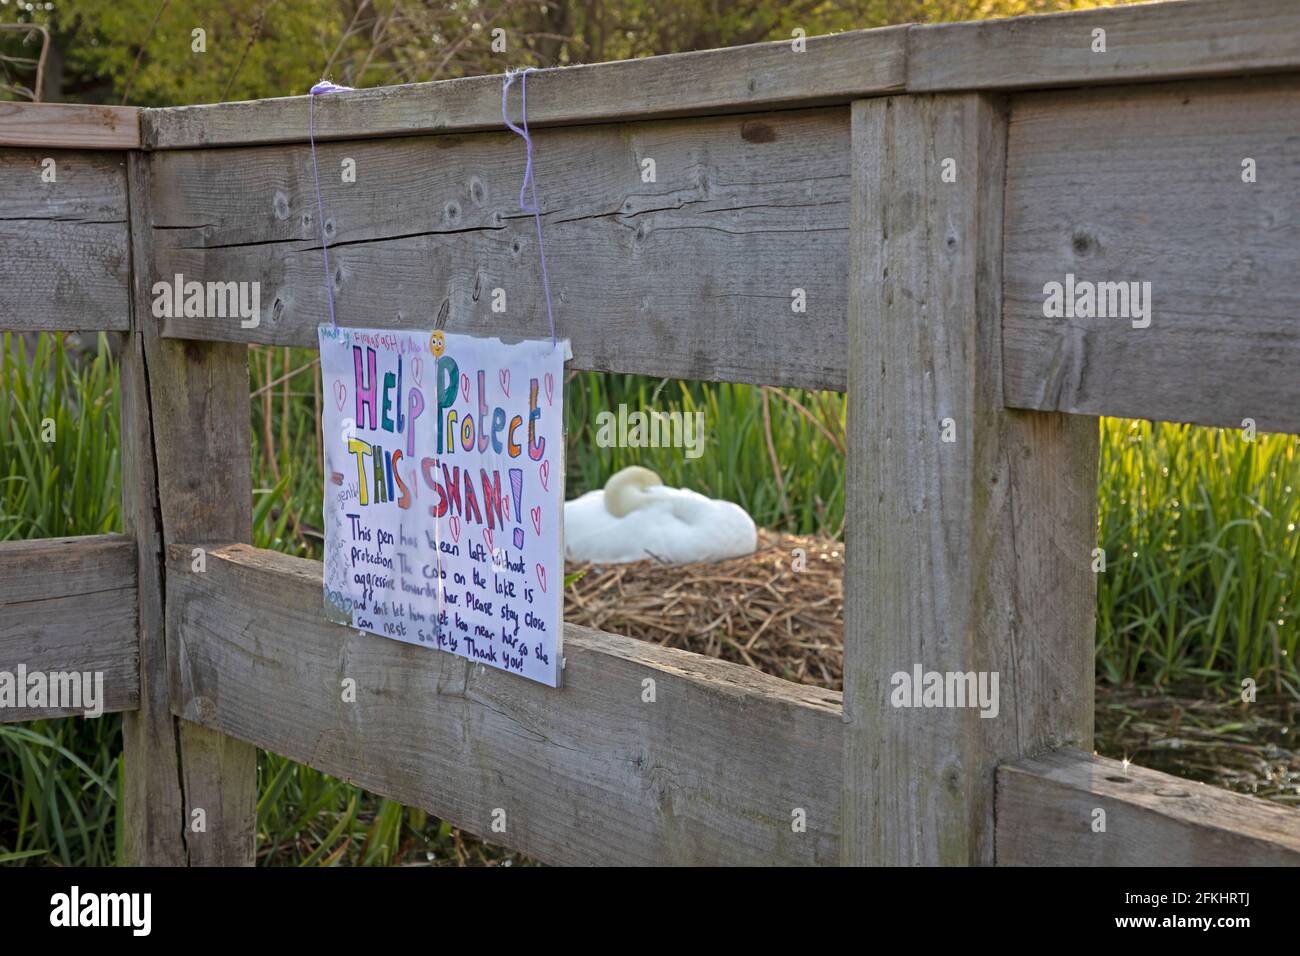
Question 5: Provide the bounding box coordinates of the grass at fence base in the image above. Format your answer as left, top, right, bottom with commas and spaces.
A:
2, 334, 1298, 865
1095, 686, 1299, 805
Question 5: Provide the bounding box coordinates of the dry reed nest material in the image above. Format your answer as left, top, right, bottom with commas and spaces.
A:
564, 529, 845, 690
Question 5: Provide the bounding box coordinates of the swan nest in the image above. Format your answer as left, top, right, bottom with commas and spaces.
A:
564, 528, 845, 690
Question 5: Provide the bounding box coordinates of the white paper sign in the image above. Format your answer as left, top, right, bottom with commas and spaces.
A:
318, 324, 568, 686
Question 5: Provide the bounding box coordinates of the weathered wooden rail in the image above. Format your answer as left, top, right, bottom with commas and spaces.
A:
2, 0, 1299, 866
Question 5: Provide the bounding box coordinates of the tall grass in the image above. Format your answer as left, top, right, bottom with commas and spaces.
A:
0, 332, 120, 541
1096, 418, 1298, 696
2, 334, 1298, 866
249, 346, 324, 560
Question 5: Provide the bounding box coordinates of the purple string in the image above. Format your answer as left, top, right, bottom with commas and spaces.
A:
309, 80, 353, 331
502, 68, 558, 349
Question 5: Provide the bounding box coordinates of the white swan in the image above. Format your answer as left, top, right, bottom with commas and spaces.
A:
564, 466, 758, 565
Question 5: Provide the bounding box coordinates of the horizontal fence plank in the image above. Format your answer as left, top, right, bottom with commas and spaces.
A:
0, 149, 130, 333
151, 108, 850, 389
0, 535, 139, 722
1002, 76, 1300, 435
0, 534, 136, 602
910, 0, 1300, 93
0, 102, 140, 150
167, 543, 843, 865
997, 749, 1300, 866
142, 28, 905, 149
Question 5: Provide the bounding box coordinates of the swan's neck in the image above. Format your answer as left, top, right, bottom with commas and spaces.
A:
605, 483, 653, 518
601, 466, 663, 517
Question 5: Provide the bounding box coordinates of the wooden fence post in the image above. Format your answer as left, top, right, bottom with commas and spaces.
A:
120, 151, 259, 866
842, 93, 1099, 865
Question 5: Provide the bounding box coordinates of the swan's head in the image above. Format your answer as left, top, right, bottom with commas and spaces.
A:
603, 466, 662, 518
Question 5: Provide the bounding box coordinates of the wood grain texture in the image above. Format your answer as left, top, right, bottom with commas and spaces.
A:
120, 152, 257, 866
169, 543, 844, 866
147, 337, 259, 865
0, 149, 129, 332
0, 535, 138, 722
997, 749, 1300, 866
0, 533, 135, 602
150, 108, 850, 389
142, 28, 905, 149
0, 102, 140, 150
1002, 76, 1300, 435
120, 154, 186, 865
177, 718, 258, 865
843, 94, 1097, 866
909, 0, 1300, 92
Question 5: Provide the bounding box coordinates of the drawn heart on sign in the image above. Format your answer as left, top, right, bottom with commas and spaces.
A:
411, 357, 423, 387
530, 506, 542, 536
460, 373, 470, 403
544, 372, 554, 406
498, 369, 510, 397
482, 528, 494, 554
449, 516, 460, 543
333, 380, 347, 412
535, 563, 547, 593
538, 460, 550, 491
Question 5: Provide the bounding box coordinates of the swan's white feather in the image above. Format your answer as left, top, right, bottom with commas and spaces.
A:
564, 481, 757, 564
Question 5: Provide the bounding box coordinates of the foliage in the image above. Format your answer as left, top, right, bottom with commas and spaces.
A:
0, 332, 120, 541
1096, 419, 1299, 696
1, 0, 1139, 106
0, 719, 121, 865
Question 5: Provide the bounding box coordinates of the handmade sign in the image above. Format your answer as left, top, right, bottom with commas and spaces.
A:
318, 325, 569, 686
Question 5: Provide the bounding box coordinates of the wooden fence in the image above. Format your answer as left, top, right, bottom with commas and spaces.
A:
3, 0, 1300, 866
